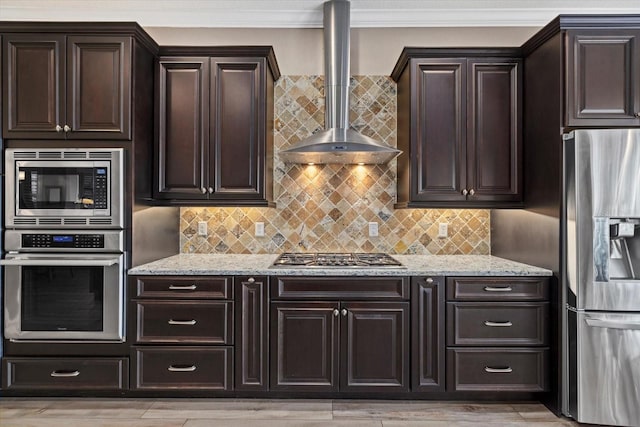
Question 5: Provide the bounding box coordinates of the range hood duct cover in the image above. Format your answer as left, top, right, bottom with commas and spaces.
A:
279, 0, 401, 165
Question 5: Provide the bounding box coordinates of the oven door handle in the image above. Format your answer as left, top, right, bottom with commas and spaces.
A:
0, 258, 119, 267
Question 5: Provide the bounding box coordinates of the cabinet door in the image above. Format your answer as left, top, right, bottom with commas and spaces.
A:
412, 276, 445, 392
66, 36, 131, 139
270, 302, 339, 392
410, 58, 467, 203
566, 30, 640, 126
210, 57, 266, 201
2, 34, 65, 139
340, 302, 409, 392
467, 59, 522, 202
155, 57, 209, 199
235, 276, 268, 391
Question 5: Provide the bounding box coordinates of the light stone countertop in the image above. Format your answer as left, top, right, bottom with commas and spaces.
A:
128, 254, 552, 276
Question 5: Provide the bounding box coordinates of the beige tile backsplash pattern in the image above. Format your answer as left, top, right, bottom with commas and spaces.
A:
180, 75, 490, 255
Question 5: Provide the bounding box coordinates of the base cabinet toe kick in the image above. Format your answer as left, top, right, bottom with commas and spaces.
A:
2, 275, 550, 397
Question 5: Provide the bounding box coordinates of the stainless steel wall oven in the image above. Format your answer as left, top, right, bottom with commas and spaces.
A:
1, 230, 125, 342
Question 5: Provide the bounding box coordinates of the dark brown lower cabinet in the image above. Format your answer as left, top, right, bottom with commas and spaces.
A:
2, 357, 128, 391
445, 276, 550, 393
412, 276, 445, 392
235, 276, 269, 391
132, 346, 232, 390
270, 301, 409, 393
447, 348, 549, 392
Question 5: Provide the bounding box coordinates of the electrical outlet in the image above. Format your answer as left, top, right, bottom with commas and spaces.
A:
438, 222, 448, 238
197, 221, 208, 236
255, 222, 265, 237
368, 222, 379, 237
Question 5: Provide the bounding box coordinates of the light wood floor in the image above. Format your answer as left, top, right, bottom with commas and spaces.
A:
0, 398, 579, 426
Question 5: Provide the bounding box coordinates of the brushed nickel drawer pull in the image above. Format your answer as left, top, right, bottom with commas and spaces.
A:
485, 366, 513, 373
483, 286, 513, 292
50, 370, 80, 377
168, 319, 197, 326
168, 365, 197, 372
484, 321, 513, 327
168, 284, 197, 291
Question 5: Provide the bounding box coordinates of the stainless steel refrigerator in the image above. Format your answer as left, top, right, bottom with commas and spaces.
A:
563, 129, 640, 427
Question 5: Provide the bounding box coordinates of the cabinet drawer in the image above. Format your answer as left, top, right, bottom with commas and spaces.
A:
447, 348, 548, 392
446, 277, 549, 301
272, 276, 409, 300
132, 346, 232, 390
133, 276, 232, 299
135, 301, 233, 344
2, 357, 128, 391
447, 302, 548, 346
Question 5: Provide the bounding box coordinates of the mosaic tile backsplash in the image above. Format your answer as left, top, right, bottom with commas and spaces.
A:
180, 75, 490, 255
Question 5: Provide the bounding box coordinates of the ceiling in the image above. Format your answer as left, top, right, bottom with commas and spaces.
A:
1, 0, 639, 28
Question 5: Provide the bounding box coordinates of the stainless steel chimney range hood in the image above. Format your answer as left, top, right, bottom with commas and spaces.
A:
279, 0, 401, 165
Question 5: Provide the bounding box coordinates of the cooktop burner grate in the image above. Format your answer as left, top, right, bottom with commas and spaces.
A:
271, 253, 404, 268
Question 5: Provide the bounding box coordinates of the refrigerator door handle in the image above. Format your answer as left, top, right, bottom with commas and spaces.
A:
585, 318, 640, 330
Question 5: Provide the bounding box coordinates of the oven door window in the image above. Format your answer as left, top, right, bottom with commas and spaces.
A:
18, 166, 108, 211
21, 265, 104, 332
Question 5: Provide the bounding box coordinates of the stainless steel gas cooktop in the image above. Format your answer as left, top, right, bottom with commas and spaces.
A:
271, 253, 404, 268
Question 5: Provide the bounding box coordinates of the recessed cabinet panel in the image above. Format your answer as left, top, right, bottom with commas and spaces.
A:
341, 302, 409, 392
132, 346, 232, 390
413, 59, 466, 202
467, 60, 521, 202
67, 36, 131, 139
270, 302, 339, 392
211, 58, 263, 198
235, 276, 269, 391
155, 58, 209, 199
3, 35, 64, 138
2, 357, 128, 391
412, 276, 445, 392
567, 30, 640, 126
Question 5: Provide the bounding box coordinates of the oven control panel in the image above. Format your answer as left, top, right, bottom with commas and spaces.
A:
21, 234, 105, 249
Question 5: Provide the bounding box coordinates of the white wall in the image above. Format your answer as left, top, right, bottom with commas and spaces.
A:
147, 26, 539, 75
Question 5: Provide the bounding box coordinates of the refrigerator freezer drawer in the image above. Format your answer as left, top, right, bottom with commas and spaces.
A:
572, 311, 640, 427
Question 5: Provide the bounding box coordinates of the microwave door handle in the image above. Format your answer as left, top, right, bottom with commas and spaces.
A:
585, 318, 640, 330
0, 259, 119, 267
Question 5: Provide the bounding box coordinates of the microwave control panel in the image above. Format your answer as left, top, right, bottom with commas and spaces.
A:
22, 234, 105, 249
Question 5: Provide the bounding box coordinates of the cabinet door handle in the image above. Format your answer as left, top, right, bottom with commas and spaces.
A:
247, 277, 255, 283
168, 365, 197, 372
484, 366, 513, 373
50, 370, 80, 377
63, 124, 71, 132
200, 187, 207, 194
425, 277, 434, 284
168, 284, 197, 291
461, 189, 468, 196
208, 187, 214, 194
341, 308, 348, 316
168, 319, 197, 326
484, 320, 513, 327
483, 286, 513, 292
333, 309, 339, 317
469, 188, 475, 196
55, 124, 63, 132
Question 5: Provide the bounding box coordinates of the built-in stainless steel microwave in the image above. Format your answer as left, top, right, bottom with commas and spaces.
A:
5, 148, 124, 229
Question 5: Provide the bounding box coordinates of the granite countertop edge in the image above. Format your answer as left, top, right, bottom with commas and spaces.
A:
128, 254, 553, 277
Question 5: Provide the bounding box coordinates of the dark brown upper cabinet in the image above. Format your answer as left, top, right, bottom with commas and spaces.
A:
2, 34, 132, 140
392, 49, 522, 208
566, 29, 640, 126
154, 47, 280, 206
